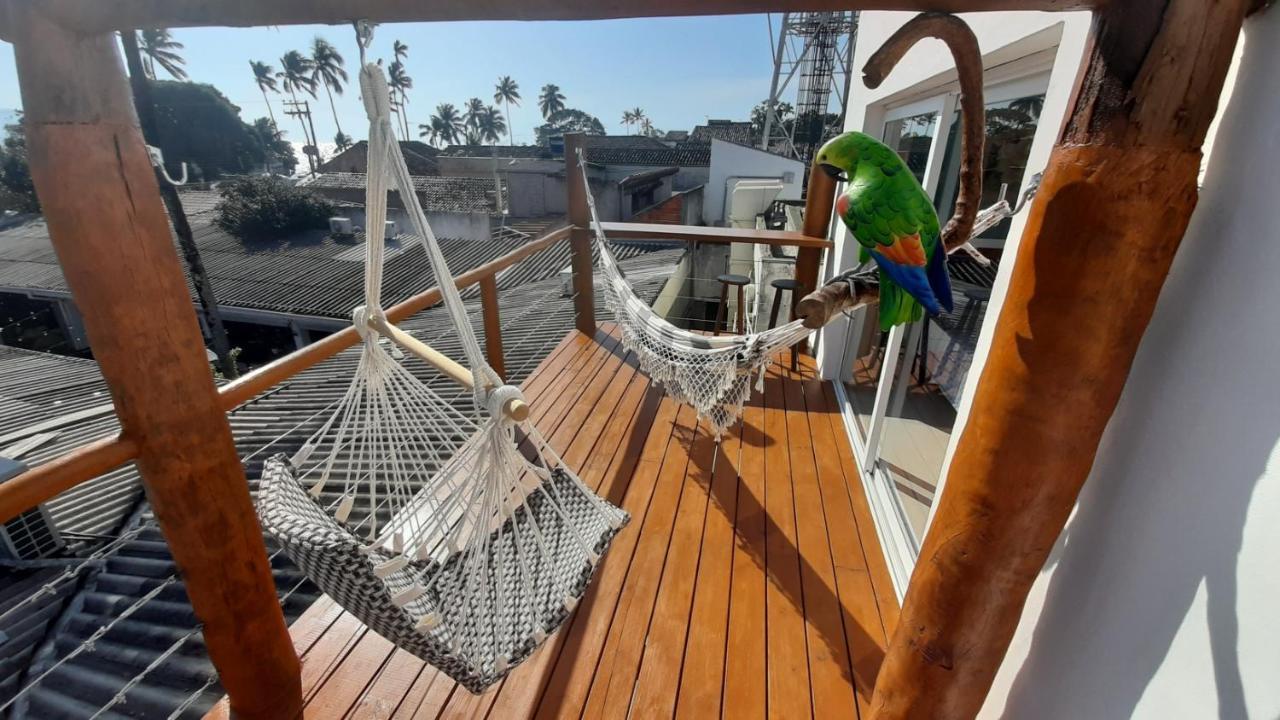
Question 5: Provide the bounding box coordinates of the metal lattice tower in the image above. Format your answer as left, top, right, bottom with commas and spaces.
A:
760, 12, 858, 173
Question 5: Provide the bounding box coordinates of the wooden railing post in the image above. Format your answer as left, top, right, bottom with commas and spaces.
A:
795, 164, 837, 352
479, 274, 506, 381
869, 2, 1251, 718
564, 132, 597, 335
8, 8, 300, 717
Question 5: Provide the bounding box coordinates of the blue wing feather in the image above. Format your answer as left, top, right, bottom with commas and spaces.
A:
925, 237, 954, 313
870, 250, 942, 315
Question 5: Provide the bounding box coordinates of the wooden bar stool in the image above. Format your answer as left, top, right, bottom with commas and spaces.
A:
768, 277, 802, 371
715, 273, 751, 335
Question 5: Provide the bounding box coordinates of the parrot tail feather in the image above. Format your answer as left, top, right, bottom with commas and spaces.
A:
877, 273, 924, 331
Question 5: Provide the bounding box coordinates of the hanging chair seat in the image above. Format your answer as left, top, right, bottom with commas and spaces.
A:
258, 455, 627, 693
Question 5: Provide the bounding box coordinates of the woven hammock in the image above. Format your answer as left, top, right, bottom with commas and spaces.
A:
256, 57, 627, 694
576, 150, 811, 436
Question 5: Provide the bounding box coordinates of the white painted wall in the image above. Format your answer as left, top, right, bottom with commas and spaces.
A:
703, 139, 803, 225
979, 9, 1277, 719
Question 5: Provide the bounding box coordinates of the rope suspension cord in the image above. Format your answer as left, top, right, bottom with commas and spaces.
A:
575, 148, 811, 436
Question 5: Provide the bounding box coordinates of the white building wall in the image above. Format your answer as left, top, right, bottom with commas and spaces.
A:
703, 139, 804, 226
980, 10, 1277, 718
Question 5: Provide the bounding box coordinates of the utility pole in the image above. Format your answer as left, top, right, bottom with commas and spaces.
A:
284, 99, 319, 175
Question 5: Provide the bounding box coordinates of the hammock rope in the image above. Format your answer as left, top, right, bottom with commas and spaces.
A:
576, 148, 811, 436
255, 57, 627, 694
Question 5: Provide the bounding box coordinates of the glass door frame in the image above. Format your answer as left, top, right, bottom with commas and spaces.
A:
832, 92, 957, 598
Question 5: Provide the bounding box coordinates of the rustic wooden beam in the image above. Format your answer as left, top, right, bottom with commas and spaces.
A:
479, 274, 506, 381
794, 163, 837, 352
564, 133, 597, 336
599, 221, 832, 249
7, 8, 300, 717
4, 0, 1097, 38
869, 2, 1251, 718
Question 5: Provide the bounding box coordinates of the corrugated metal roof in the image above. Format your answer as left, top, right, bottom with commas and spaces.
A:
0, 215, 663, 321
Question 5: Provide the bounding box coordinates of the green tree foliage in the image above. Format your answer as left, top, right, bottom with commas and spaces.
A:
0, 118, 38, 213
751, 99, 794, 136
214, 175, 336, 242
149, 81, 277, 180
534, 108, 605, 145
251, 117, 299, 175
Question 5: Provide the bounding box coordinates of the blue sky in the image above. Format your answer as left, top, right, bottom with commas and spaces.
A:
0, 15, 777, 150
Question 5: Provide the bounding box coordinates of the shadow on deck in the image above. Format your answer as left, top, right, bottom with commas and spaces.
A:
207, 323, 900, 719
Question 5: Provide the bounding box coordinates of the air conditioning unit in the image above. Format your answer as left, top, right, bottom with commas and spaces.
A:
558, 266, 574, 297
385, 220, 398, 237
0, 457, 65, 561
329, 217, 354, 235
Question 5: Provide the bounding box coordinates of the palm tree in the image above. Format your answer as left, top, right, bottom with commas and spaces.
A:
621, 109, 636, 134
249, 60, 279, 127
538, 83, 566, 120
278, 50, 318, 157
420, 103, 464, 147
640, 118, 657, 137
310, 37, 348, 136
493, 76, 520, 146
393, 39, 409, 65
463, 97, 486, 140
334, 131, 354, 152
140, 29, 188, 80
630, 107, 646, 134
387, 60, 413, 138
477, 106, 507, 145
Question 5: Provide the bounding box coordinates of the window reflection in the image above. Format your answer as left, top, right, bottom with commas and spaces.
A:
881, 112, 938, 185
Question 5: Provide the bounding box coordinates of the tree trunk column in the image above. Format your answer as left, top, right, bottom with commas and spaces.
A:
9, 8, 300, 717
869, 1, 1250, 718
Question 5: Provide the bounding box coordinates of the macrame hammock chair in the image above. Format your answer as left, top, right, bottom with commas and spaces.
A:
256, 56, 628, 695
576, 151, 1034, 437
576, 149, 812, 437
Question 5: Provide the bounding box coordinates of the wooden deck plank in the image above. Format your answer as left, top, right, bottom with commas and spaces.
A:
762, 373, 813, 720
817, 381, 901, 634
210, 329, 899, 720
672, 417, 742, 720
346, 650, 428, 719
578, 403, 699, 718
722, 389, 769, 720
801, 379, 892, 713
782, 375, 859, 718
304, 631, 397, 716
626, 415, 720, 718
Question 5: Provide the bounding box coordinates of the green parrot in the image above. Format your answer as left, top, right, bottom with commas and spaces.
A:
815, 131, 953, 331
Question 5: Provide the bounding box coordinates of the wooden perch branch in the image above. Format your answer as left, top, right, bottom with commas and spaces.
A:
795, 12, 986, 330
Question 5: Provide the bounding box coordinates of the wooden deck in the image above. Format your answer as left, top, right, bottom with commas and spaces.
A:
207, 324, 899, 719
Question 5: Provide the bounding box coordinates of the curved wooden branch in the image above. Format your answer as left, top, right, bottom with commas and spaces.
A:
796, 12, 986, 331
796, 272, 880, 329
865, 12, 985, 253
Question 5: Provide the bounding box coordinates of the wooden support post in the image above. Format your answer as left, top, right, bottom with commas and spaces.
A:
479, 274, 506, 381
8, 8, 300, 717
869, 2, 1251, 718
794, 163, 837, 352
564, 132, 596, 336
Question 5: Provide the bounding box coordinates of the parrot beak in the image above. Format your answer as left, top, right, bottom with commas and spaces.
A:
819, 163, 848, 182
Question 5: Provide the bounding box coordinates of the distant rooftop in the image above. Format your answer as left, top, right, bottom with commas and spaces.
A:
317, 140, 440, 176
297, 173, 502, 214
691, 119, 756, 146
440, 137, 713, 167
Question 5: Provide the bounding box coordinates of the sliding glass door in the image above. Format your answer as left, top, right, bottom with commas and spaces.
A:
835, 81, 1048, 593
